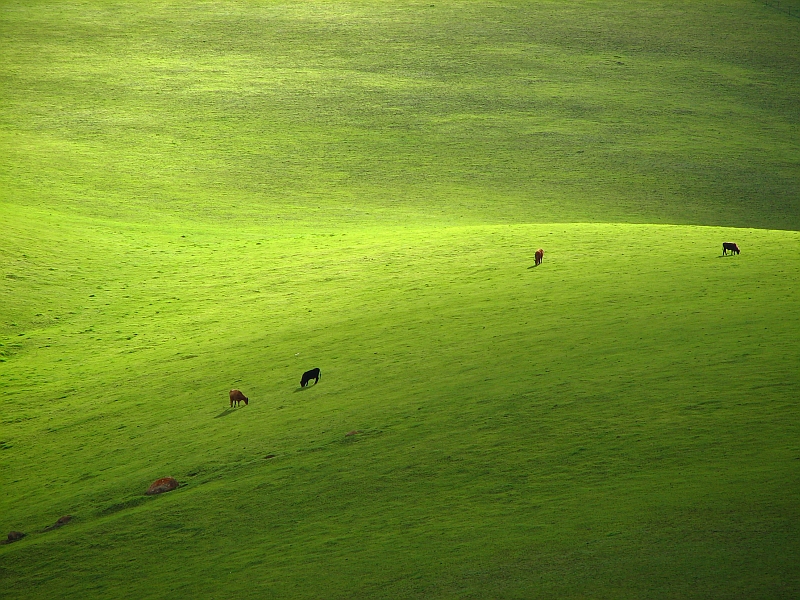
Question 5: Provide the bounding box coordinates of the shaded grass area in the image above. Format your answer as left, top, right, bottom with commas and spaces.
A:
1, 0, 799, 229
1, 206, 798, 597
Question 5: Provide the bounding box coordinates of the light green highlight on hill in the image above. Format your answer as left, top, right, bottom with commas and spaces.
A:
2, 205, 799, 597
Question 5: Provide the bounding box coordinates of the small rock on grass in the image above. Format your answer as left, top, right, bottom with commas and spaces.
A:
145, 477, 179, 495
2, 531, 25, 544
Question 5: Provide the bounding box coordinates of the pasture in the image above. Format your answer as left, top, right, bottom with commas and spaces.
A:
2, 1, 799, 598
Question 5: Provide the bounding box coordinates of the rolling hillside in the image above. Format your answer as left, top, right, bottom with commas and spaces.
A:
2, 1, 799, 598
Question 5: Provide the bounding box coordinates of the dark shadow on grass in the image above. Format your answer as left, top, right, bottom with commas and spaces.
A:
99, 496, 150, 516
527, 264, 539, 269
294, 386, 312, 393
214, 408, 237, 418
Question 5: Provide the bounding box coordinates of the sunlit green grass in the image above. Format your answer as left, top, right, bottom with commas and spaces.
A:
2, 205, 798, 597
2, 0, 799, 229
2, 0, 800, 598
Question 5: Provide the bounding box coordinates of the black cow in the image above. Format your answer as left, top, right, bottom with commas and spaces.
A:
722, 242, 740, 256
300, 368, 321, 387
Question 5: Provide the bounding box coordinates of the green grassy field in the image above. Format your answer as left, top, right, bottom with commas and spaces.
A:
2, 1, 800, 598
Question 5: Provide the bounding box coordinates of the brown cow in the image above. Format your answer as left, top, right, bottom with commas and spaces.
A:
535, 248, 544, 266
229, 389, 249, 407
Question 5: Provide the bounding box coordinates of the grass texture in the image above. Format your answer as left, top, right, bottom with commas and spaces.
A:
1, 1, 800, 598
1, 0, 799, 230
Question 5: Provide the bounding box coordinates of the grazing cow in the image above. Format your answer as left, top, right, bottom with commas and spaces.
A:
722, 242, 740, 256
300, 368, 321, 387
535, 248, 544, 266
229, 389, 249, 407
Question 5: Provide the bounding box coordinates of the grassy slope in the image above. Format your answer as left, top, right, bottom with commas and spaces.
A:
1, 0, 799, 230
2, 207, 799, 598
2, 0, 800, 598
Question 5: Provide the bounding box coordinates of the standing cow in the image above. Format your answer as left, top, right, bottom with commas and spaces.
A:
229, 389, 249, 407
722, 242, 740, 256
300, 368, 321, 387
535, 248, 544, 266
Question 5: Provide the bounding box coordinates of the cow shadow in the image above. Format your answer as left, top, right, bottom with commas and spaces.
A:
293, 386, 313, 393
214, 408, 237, 418
527, 264, 539, 269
